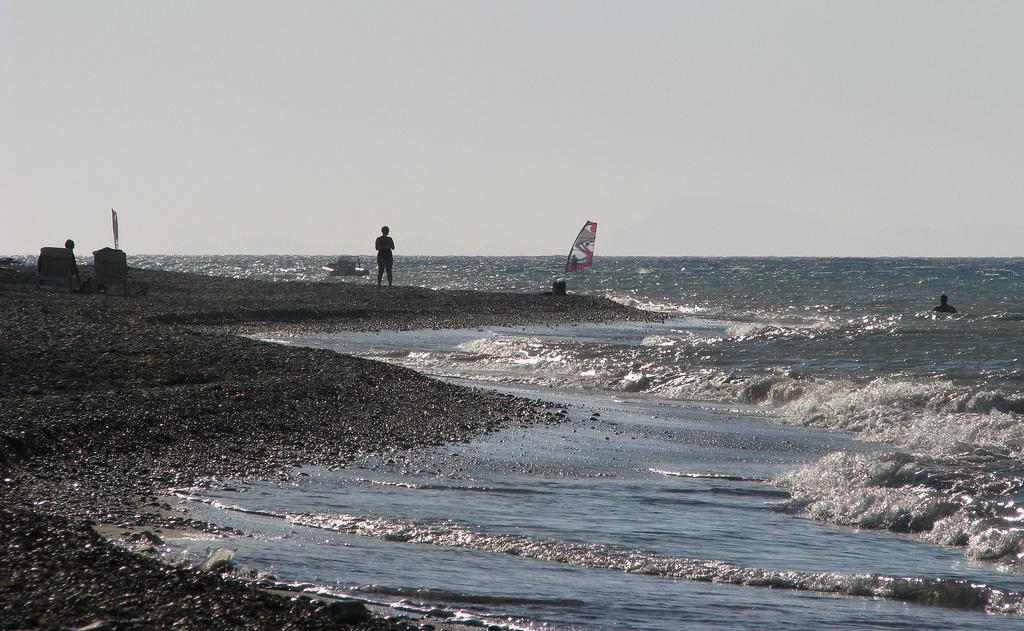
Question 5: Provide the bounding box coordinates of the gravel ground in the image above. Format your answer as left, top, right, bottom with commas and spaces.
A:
0, 267, 657, 630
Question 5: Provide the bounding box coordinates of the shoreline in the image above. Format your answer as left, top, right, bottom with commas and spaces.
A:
0, 268, 658, 629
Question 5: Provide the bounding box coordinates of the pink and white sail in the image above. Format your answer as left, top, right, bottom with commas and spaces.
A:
565, 220, 598, 272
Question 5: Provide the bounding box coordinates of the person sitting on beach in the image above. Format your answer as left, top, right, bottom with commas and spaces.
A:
375, 226, 395, 289
933, 294, 957, 314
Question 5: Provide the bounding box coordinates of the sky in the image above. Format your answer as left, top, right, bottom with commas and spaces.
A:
2, 0, 1022, 256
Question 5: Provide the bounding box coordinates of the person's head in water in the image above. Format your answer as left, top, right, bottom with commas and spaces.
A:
64, 239, 75, 250
381, 226, 389, 236
934, 294, 957, 313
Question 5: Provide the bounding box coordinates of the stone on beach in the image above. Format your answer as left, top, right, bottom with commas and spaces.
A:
201, 547, 237, 573
325, 599, 371, 624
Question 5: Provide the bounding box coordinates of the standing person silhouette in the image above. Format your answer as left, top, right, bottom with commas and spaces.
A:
63, 239, 80, 279
933, 294, 957, 314
64, 239, 81, 291
375, 226, 395, 289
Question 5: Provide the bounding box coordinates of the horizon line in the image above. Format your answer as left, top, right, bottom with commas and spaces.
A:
3, 252, 1023, 260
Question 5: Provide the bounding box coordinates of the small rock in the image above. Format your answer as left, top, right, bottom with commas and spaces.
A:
325, 599, 370, 624
200, 547, 236, 572
128, 530, 163, 545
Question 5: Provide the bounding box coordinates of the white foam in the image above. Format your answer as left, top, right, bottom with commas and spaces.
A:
771, 378, 1024, 458
457, 336, 567, 368
641, 335, 677, 347
775, 451, 1024, 568
725, 318, 842, 341
651, 370, 1024, 462
288, 510, 1024, 615
604, 294, 705, 315
648, 468, 762, 482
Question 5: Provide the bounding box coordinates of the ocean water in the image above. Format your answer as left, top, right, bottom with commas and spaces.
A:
134, 255, 1024, 629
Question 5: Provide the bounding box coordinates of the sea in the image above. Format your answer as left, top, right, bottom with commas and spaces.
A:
122, 256, 1024, 629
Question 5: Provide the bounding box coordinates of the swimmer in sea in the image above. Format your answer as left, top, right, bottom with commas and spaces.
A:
933, 294, 957, 314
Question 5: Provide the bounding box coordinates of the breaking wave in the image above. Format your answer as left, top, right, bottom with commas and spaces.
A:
648, 468, 764, 483
656, 374, 1024, 450
775, 450, 1024, 568
288, 510, 1024, 615
337, 304, 1024, 579
653, 371, 1024, 446
347, 585, 586, 608
665, 372, 1024, 567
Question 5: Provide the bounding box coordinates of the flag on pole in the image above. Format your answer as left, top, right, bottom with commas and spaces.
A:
111, 209, 119, 250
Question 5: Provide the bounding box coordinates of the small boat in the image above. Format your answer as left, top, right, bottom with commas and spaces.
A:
323, 256, 369, 277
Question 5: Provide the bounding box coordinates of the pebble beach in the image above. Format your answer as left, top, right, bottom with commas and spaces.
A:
0, 267, 653, 630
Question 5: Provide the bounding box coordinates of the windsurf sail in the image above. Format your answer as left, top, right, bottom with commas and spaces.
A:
565, 220, 598, 272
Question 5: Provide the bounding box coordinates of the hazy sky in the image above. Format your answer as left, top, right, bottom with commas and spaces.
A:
3, 0, 1022, 256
